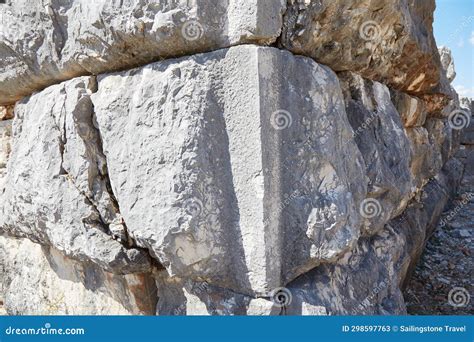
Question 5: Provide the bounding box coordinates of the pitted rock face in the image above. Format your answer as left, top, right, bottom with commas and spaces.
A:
0, 0, 286, 105
280, 0, 451, 103
339, 72, 412, 234
92, 45, 367, 294
0, 77, 151, 274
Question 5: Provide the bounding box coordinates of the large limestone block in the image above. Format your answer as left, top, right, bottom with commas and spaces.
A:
155, 159, 462, 316
281, 0, 451, 105
339, 72, 411, 234
92, 45, 367, 295
0, 77, 151, 274
0, 236, 157, 315
0, 0, 286, 105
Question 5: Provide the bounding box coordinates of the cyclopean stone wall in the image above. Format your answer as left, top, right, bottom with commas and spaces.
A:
0, 0, 470, 315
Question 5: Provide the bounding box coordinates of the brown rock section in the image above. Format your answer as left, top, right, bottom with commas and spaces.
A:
281, 0, 451, 110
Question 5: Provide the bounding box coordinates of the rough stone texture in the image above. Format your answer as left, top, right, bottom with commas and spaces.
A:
0, 0, 469, 316
390, 90, 427, 127
92, 45, 367, 295
0, 0, 286, 105
280, 0, 451, 108
405, 159, 473, 315
0, 235, 157, 315
339, 72, 412, 234
0, 106, 14, 120
425, 118, 461, 166
405, 115, 462, 192
0, 120, 11, 193
285, 159, 464, 315
405, 127, 440, 189
460, 98, 474, 145
155, 271, 254, 315
0, 77, 152, 274
438, 46, 456, 83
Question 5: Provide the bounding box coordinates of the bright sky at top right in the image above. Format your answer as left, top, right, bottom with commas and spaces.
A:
434, 0, 474, 99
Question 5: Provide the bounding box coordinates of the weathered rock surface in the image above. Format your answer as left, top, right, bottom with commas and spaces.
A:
285, 158, 464, 315
0, 77, 151, 274
0, 0, 286, 105
405, 127, 440, 189
339, 72, 412, 234
92, 45, 367, 295
425, 118, 461, 166
0, 120, 11, 193
0, 106, 14, 120
438, 46, 456, 83
0, 0, 469, 317
403, 153, 471, 315
460, 98, 474, 145
0, 235, 157, 315
164, 156, 465, 316
390, 90, 427, 127
281, 0, 451, 108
